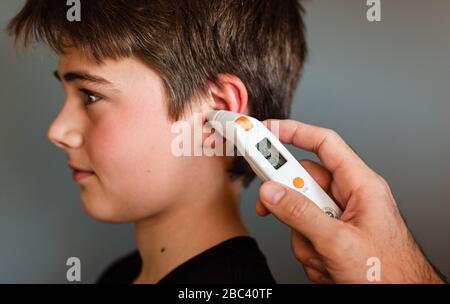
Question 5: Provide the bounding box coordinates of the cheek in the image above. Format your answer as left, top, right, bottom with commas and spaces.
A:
86, 102, 183, 210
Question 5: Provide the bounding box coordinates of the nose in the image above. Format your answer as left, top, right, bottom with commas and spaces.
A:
47, 103, 84, 149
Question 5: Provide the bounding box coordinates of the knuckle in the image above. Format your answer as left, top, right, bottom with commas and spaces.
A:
366, 173, 396, 204
324, 128, 340, 142
377, 175, 392, 193
288, 199, 309, 220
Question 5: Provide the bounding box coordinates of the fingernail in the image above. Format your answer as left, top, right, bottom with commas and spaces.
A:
261, 182, 285, 205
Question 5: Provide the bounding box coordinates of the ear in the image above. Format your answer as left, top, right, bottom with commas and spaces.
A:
207, 74, 248, 115
201, 74, 248, 150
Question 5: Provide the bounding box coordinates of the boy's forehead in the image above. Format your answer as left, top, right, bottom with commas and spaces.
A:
55, 48, 165, 97
57, 48, 159, 85
57, 47, 118, 75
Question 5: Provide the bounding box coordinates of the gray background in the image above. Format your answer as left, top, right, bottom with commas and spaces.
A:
1, 0, 449, 283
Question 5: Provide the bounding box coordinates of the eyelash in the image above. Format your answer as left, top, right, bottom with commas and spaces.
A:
79, 88, 103, 106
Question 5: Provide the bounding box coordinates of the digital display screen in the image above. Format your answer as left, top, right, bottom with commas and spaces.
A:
256, 137, 287, 170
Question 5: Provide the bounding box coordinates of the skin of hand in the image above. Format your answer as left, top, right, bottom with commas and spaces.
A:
255, 119, 445, 284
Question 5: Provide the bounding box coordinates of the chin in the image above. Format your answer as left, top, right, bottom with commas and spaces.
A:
79, 193, 133, 224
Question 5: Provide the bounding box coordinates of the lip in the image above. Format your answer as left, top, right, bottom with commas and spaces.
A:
68, 163, 95, 183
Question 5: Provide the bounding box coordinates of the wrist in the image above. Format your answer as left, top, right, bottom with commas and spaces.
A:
403, 247, 445, 283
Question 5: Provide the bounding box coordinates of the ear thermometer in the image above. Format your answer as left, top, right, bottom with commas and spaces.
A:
206, 110, 342, 219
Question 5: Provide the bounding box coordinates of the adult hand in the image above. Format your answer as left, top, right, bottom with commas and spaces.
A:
256, 119, 444, 284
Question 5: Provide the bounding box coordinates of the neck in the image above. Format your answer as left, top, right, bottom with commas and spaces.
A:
133, 169, 247, 284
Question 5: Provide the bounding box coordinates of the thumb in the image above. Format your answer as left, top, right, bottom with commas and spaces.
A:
259, 181, 340, 244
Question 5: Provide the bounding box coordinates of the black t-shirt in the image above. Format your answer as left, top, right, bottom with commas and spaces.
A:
97, 236, 276, 284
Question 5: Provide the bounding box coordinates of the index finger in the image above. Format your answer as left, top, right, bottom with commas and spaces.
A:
264, 119, 372, 197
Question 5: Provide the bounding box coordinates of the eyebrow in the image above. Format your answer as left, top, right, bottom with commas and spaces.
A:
53, 70, 113, 86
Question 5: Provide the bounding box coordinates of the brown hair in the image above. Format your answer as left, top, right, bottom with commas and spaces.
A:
8, 0, 307, 187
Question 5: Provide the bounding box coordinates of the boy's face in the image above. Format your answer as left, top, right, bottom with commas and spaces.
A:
49, 48, 203, 223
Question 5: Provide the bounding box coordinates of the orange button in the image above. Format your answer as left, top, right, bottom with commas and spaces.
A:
234, 116, 253, 131
293, 177, 304, 188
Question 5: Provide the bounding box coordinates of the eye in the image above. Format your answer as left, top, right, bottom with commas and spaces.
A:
79, 88, 103, 106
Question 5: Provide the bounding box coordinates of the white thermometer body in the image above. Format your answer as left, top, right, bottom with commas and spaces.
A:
206, 110, 342, 219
